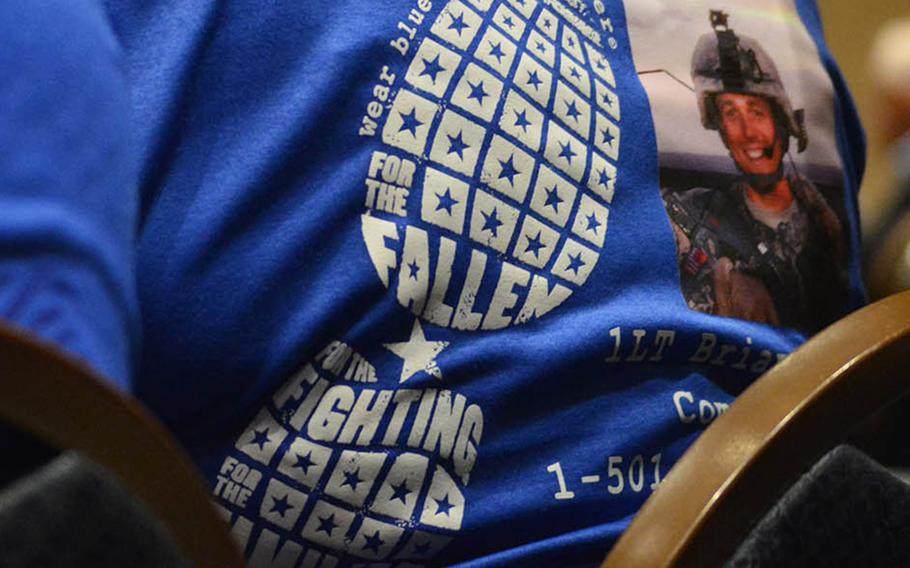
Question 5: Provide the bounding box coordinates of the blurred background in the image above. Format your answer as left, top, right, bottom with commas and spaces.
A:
822, 1, 910, 467
821, 2, 910, 298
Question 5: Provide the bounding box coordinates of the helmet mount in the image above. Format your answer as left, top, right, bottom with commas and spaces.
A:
712, 10, 767, 91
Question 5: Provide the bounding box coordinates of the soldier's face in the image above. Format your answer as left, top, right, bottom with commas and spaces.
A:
716, 93, 783, 177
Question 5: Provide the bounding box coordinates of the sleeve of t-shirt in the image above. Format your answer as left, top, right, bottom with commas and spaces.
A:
0, 0, 139, 390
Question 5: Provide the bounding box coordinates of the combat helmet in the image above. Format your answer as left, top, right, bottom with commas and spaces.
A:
691, 10, 808, 152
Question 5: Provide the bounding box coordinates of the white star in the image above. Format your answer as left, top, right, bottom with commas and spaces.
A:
384, 320, 449, 383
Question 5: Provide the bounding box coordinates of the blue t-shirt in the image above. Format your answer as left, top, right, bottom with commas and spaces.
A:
3, 0, 865, 565
0, 0, 137, 389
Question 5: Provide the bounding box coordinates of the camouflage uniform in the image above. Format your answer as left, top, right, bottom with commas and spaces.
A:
665, 175, 848, 333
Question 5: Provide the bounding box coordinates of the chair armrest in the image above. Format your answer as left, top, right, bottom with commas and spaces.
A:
0, 324, 244, 568
603, 290, 910, 568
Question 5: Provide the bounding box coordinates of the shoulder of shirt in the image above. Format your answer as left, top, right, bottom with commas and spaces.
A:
668, 186, 715, 204
669, 184, 744, 215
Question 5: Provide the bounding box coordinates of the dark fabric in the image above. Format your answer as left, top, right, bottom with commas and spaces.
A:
0, 451, 188, 567
726, 445, 910, 568
0, 423, 59, 488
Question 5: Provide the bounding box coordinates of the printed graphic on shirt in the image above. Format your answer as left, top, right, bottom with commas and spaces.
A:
627, 1, 851, 334
214, 334, 483, 567
360, 0, 622, 331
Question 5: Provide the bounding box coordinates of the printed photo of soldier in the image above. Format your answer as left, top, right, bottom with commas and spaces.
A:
629, 4, 852, 334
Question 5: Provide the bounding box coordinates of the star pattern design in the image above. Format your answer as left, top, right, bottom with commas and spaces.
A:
481, 208, 504, 237
316, 514, 338, 536
558, 141, 577, 164
251, 428, 270, 450
566, 252, 586, 274
586, 213, 602, 233
397, 108, 423, 137
525, 232, 546, 257
544, 186, 563, 212
383, 319, 449, 383
269, 495, 293, 517
497, 155, 520, 185
435, 494, 455, 516
362, 530, 385, 554
564, 100, 581, 121
467, 79, 489, 105
342, 468, 363, 491
447, 130, 470, 159
419, 54, 446, 84
370, 18, 613, 329
488, 41, 506, 62
390, 479, 412, 504
448, 12, 469, 35
513, 109, 532, 132
292, 451, 316, 475
435, 188, 458, 215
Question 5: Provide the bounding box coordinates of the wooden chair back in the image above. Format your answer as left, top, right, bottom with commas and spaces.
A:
603, 290, 910, 567
0, 325, 245, 568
